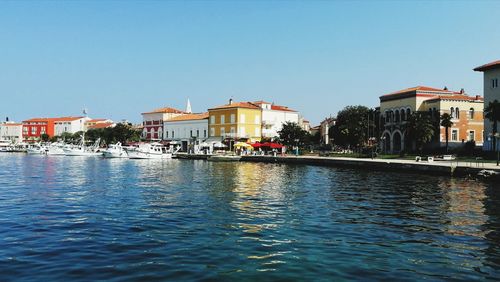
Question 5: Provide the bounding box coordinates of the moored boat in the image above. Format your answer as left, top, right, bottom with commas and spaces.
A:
103, 142, 128, 158
128, 143, 172, 159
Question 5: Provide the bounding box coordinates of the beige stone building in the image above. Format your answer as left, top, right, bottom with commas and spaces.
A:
474, 60, 500, 151
380, 86, 484, 153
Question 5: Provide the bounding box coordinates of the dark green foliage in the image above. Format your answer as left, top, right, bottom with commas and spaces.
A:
330, 105, 372, 148
440, 113, 453, 153
277, 122, 309, 147
406, 112, 435, 153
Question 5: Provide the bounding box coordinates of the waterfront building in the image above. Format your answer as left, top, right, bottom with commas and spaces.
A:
22, 118, 56, 141
141, 107, 187, 141
300, 119, 311, 133
87, 122, 115, 130
208, 99, 262, 141
380, 86, 484, 153
474, 60, 500, 151
252, 101, 300, 139
163, 113, 209, 151
54, 117, 90, 136
319, 117, 336, 145
0, 122, 23, 143
85, 118, 113, 130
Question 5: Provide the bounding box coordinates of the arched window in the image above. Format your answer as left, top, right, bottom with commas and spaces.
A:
401, 110, 406, 121
385, 111, 390, 122
395, 110, 400, 122
406, 108, 411, 118
455, 107, 460, 119
469, 108, 474, 119
450, 107, 454, 118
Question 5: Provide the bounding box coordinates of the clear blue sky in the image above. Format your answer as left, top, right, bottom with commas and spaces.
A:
1, 1, 499, 125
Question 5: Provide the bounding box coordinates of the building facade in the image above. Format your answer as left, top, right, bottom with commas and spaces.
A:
54, 117, 89, 136
163, 113, 209, 151
380, 86, 484, 153
0, 122, 23, 143
85, 119, 113, 130
22, 118, 56, 141
141, 107, 187, 140
319, 117, 336, 145
474, 60, 500, 151
252, 101, 300, 138
208, 100, 262, 141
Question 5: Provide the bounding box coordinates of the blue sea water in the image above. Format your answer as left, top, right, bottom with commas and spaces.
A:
0, 154, 499, 281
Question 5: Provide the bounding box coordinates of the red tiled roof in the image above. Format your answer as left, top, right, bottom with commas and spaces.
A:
209, 102, 260, 110
1, 123, 23, 126
164, 113, 209, 122
23, 117, 52, 123
474, 60, 500, 72
53, 116, 85, 122
88, 122, 114, 129
142, 107, 187, 115
383, 86, 454, 97
426, 95, 484, 102
86, 118, 109, 123
252, 101, 297, 112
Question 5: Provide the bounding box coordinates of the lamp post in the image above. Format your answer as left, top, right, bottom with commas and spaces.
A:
380, 135, 386, 155
294, 138, 299, 156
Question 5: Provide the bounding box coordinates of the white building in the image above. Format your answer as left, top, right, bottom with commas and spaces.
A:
474, 60, 500, 151
54, 117, 90, 136
0, 122, 23, 143
253, 101, 300, 138
163, 113, 209, 151
141, 107, 187, 140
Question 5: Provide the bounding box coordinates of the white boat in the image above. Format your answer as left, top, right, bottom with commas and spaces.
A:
27, 143, 47, 154
46, 142, 67, 155
64, 136, 102, 157
103, 142, 128, 158
128, 143, 172, 159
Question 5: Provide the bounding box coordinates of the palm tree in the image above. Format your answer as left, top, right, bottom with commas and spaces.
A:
406, 112, 435, 154
440, 113, 453, 153
485, 100, 500, 151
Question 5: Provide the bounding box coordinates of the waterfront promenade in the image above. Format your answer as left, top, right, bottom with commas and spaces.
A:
176, 153, 500, 177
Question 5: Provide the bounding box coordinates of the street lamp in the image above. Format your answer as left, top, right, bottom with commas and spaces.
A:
380, 135, 386, 155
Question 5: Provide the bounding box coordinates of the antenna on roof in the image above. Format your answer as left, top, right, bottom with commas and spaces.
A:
83, 107, 88, 117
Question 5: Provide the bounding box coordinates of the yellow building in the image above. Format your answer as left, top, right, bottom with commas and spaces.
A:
208, 100, 262, 141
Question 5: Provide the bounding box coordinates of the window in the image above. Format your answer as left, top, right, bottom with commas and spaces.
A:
220, 127, 225, 136
41, 127, 46, 134
395, 110, 400, 122
210, 128, 214, 136
255, 115, 260, 124
196, 130, 199, 137
469, 108, 475, 119
31, 127, 36, 134
239, 127, 245, 137
204, 130, 207, 138
230, 114, 235, 123
166, 131, 168, 138
230, 127, 235, 135
190, 130, 193, 137
220, 115, 225, 124
172, 131, 175, 138
240, 114, 246, 123
255, 127, 260, 137
451, 129, 458, 141
455, 107, 460, 119
492, 78, 499, 88
469, 130, 475, 141
450, 107, 454, 118
210, 115, 215, 124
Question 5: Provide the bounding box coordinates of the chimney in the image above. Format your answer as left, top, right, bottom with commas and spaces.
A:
460, 88, 465, 94
6, 117, 9, 122
476, 95, 480, 100
229, 98, 233, 105
443, 86, 448, 90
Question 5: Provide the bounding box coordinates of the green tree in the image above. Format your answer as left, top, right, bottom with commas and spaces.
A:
40, 133, 50, 142
406, 112, 435, 154
485, 100, 500, 151
330, 105, 372, 148
440, 113, 453, 153
277, 121, 308, 147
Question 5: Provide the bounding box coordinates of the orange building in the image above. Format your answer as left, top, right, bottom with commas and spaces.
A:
22, 118, 56, 142
379, 86, 484, 153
